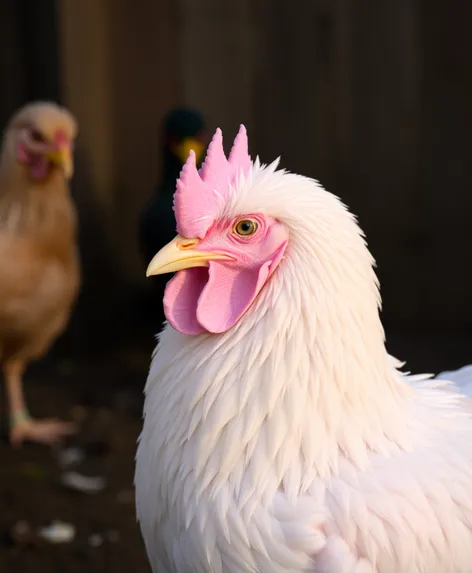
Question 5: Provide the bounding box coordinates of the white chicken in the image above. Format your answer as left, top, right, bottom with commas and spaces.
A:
136, 125, 472, 573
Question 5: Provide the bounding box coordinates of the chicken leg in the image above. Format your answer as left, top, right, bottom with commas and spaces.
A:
4, 361, 76, 447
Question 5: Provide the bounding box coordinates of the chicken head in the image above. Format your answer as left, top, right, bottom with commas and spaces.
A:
146, 126, 289, 334
5, 101, 77, 181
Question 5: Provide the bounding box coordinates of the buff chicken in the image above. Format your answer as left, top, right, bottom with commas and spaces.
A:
0, 102, 80, 446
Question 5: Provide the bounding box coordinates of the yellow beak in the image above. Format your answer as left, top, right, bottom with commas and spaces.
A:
146, 235, 233, 277
46, 145, 73, 179
176, 138, 205, 166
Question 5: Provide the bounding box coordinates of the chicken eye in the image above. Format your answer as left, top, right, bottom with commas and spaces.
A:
30, 129, 45, 143
233, 219, 258, 236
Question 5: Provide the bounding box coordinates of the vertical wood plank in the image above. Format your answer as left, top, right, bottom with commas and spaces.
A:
419, 0, 472, 328
109, 0, 180, 281
178, 0, 256, 149
340, 0, 423, 328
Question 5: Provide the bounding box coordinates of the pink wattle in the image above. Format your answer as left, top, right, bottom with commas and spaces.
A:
163, 268, 208, 335
163, 242, 287, 335
29, 155, 49, 180
17, 142, 29, 163
17, 141, 49, 180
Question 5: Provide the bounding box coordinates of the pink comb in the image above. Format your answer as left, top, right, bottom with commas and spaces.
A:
173, 125, 252, 238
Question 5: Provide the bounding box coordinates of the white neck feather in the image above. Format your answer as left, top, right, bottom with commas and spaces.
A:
144, 198, 411, 507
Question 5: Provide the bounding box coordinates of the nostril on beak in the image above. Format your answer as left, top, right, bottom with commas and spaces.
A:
178, 239, 199, 250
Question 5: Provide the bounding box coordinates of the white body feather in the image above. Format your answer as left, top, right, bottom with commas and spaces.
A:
136, 162, 472, 573
438, 365, 472, 397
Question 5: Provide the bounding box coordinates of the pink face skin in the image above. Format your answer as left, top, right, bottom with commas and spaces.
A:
163, 213, 289, 335
16, 128, 72, 181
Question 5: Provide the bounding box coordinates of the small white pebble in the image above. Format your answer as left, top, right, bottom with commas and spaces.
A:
107, 530, 120, 543
58, 447, 85, 468
38, 521, 75, 544
88, 533, 104, 547
61, 471, 106, 493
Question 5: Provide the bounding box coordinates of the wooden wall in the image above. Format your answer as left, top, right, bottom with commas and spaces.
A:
1, 0, 471, 332
177, 0, 472, 330
57, 0, 179, 288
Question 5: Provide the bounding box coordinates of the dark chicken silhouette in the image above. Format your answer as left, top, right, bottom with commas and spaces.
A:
138, 107, 207, 328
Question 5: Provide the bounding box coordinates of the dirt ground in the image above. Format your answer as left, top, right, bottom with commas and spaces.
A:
0, 324, 471, 573
0, 339, 154, 573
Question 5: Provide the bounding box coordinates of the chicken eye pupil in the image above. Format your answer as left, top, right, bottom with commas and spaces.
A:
234, 219, 258, 236
30, 130, 44, 142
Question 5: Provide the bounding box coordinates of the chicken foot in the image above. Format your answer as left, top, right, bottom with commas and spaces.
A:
4, 361, 76, 447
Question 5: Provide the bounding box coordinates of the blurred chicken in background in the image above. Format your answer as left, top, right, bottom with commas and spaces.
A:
138, 107, 207, 327
0, 102, 80, 446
